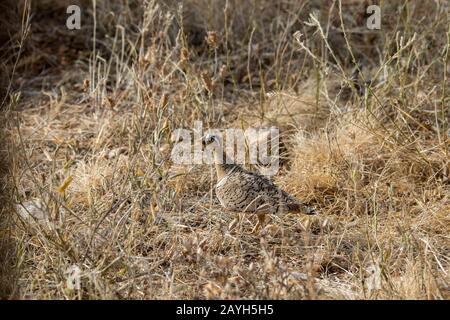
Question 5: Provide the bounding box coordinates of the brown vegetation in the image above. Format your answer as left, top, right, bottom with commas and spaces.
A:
1, 0, 449, 299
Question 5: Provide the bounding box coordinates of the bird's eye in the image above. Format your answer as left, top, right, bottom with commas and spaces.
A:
204, 135, 214, 144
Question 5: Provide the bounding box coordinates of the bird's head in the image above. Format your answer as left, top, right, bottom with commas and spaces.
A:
202, 133, 220, 146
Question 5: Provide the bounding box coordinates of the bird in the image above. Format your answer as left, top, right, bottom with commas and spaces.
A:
203, 133, 316, 232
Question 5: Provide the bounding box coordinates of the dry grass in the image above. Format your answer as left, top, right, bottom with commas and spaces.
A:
1, 0, 449, 299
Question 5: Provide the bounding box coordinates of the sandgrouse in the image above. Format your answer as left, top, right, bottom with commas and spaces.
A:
203, 134, 316, 231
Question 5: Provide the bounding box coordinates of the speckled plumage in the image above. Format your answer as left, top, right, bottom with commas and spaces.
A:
203, 134, 316, 216
215, 164, 315, 215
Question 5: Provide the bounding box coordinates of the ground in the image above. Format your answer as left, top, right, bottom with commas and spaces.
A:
0, 0, 449, 299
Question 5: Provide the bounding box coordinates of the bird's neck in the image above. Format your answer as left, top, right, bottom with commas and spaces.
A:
212, 143, 236, 180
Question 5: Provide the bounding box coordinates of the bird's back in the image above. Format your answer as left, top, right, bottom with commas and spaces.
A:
215, 165, 314, 215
